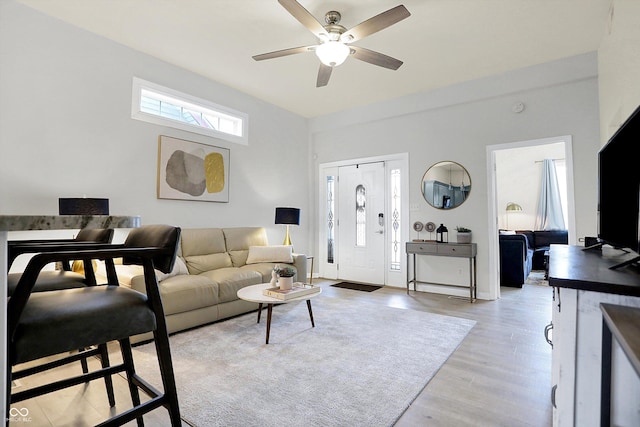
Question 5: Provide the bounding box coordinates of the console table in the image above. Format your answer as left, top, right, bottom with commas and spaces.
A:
406, 241, 477, 302
1, 214, 141, 418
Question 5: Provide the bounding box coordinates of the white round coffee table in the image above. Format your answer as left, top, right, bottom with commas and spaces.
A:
237, 283, 322, 344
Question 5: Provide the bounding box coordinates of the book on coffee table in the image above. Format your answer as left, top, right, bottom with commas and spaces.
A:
263, 284, 320, 301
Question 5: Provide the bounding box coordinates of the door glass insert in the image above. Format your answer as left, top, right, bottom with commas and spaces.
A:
356, 184, 366, 246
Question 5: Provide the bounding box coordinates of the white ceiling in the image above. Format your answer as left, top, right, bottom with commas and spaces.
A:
18, 0, 612, 118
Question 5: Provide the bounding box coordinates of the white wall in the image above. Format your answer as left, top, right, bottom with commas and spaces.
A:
309, 53, 601, 299
0, 2, 310, 253
598, 0, 640, 142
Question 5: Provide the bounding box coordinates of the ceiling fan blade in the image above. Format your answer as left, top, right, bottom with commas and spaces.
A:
340, 5, 410, 43
316, 64, 332, 87
278, 0, 329, 39
252, 45, 316, 61
350, 46, 403, 70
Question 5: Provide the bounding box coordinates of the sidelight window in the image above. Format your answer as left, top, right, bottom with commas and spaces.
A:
390, 168, 401, 270
327, 176, 335, 263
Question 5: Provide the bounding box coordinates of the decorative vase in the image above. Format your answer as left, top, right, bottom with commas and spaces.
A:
457, 232, 472, 244
278, 275, 294, 290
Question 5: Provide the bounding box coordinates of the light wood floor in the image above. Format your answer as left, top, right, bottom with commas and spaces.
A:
10, 279, 552, 426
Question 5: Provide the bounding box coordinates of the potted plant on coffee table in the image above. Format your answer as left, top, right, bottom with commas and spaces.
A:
456, 226, 472, 243
274, 265, 296, 290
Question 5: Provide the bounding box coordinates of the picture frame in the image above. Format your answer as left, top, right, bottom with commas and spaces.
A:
157, 135, 230, 203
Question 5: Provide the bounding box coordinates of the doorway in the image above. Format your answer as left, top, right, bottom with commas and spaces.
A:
318, 153, 409, 287
337, 163, 386, 284
486, 135, 576, 299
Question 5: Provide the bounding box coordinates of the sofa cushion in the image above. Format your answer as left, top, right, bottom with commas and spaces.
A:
156, 256, 189, 282
180, 228, 226, 257
246, 245, 293, 264
223, 227, 269, 267
180, 228, 232, 274
199, 267, 262, 303
533, 230, 568, 248
184, 253, 232, 275
157, 274, 219, 315
515, 230, 535, 249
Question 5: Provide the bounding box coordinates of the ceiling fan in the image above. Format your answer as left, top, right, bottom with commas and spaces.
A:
253, 0, 411, 87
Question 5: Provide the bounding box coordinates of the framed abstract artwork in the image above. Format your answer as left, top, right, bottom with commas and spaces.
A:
157, 135, 230, 203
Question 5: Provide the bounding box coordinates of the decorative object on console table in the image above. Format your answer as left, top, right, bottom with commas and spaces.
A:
436, 223, 448, 243
412, 221, 424, 241
275, 207, 300, 246
456, 226, 472, 244
425, 221, 436, 241
59, 197, 109, 215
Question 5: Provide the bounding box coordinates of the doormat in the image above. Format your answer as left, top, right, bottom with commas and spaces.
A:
331, 282, 383, 292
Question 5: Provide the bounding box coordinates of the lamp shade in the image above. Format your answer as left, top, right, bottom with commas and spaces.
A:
275, 207, 300, 225
315, 41, 350, 67
59, 198, 109, 215
505, 202, 523, 212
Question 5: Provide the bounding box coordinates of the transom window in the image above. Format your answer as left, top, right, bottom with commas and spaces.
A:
131, 77, 248, 145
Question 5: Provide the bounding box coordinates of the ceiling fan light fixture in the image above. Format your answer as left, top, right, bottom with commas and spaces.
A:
315, 41, 350, 67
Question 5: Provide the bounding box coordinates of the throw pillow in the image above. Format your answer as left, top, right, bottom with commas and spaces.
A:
155, 256, 189, 282
246, 245, 293, 264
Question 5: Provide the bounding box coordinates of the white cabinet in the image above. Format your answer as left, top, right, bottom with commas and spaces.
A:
551, 288, 640, 426
549, 245, 640, 427
551, 287, 577, 427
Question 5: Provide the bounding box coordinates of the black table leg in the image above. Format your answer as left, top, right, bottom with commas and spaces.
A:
257, 303, 263, 323
307, 300, 315, 328
266, 303, 273, 344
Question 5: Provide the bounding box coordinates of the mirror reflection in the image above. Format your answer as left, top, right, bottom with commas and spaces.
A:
421, 161, 471, 209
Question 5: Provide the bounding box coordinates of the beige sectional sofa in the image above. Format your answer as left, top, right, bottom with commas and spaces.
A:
108, 227, 307, 343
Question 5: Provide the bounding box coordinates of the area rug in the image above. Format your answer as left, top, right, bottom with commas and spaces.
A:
132, 296, 476, 427
330, 281, 382, 292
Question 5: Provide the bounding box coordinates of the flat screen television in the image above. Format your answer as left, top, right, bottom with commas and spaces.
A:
597, 104, 640, 268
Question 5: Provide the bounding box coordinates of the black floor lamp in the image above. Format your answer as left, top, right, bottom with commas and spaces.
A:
275, 207, 300, 246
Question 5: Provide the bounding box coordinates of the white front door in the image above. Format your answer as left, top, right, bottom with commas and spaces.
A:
337, 162, 386, 284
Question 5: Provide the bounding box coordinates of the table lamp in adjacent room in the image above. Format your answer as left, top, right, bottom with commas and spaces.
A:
275, 207, 300, 246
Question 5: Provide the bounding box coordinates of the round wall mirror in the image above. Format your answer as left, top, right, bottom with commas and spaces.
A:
421, 161, 471, 209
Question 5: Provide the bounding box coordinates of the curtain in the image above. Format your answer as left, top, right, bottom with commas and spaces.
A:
535, 159, 566, 230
